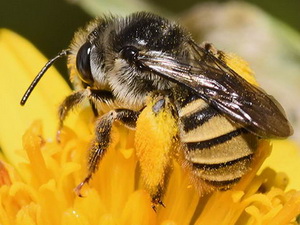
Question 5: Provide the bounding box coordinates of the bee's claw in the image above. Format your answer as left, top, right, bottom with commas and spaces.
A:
159, 200, 166, 208
151, 197, 165, 212
56, 129, 62, 143
74, 176, 91, 197
152, 205, 157, 212
74, 181, 85, 197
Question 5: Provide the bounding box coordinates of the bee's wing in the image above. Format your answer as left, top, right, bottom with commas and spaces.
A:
138, 42, 293, 138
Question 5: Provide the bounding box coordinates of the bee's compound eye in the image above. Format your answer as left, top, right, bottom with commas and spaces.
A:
120, 46, 139, 63
76, 41, 94, 85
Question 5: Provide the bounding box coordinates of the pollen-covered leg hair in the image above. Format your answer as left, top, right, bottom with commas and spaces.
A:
57, 88, 115, 141
135, 95, 178, 210
74, 109, 140, 197
150, 167, 171, 212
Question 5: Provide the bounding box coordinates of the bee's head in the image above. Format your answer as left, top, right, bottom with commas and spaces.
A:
72, 12, 188, 102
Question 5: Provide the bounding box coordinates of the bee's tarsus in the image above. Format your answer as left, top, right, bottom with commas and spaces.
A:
74, 176, 91, 197
151, 197, 165, 212
152, 205, 157, 212
74, 183, 84, 198
159, 200, 166, 208
56, 129, 62, 143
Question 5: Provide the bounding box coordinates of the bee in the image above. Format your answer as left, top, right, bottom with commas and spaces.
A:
20, 12, 293, 209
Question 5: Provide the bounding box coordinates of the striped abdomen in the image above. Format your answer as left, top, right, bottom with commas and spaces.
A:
177, 94, 258, 190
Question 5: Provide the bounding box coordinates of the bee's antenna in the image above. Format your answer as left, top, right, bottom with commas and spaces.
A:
20, 49, 70, 106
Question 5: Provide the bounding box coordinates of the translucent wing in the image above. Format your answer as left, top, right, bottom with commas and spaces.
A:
137, 41, 293, 138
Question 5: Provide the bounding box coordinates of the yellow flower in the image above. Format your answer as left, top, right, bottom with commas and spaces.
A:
1, 29, 300, 225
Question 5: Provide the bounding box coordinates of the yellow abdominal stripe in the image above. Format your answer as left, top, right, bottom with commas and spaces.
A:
135, 97, 178, 197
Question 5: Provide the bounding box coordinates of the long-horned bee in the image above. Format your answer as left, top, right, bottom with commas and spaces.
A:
20, 12, 293, 209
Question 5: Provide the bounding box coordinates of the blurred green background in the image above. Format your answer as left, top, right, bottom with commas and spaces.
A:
1, 0, 299, 64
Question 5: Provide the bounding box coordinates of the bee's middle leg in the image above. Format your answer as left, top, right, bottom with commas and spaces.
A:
74, 109, 139, 196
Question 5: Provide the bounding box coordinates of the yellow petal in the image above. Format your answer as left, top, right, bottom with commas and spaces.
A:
120, 190, 156, 225
260, 140, 300, 190
0, 29, 90, 167
61, 209, 89, 225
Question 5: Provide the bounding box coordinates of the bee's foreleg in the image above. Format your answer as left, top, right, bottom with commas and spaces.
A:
74, 109, 139, 196
58, 90, 86, 132
57, 88, 114, 141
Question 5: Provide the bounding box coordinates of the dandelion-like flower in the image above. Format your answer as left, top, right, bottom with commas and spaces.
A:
0, 29, 300, 225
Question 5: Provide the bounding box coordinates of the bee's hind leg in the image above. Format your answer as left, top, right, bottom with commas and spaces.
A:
74, 109, 140, 197
135, 95, 178, 211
